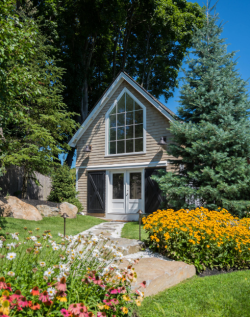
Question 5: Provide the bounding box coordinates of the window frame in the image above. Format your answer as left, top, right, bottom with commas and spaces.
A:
105, 87, 146, 157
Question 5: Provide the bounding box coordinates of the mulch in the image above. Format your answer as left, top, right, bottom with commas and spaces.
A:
0, 197, 60, 208
197, 267, 249, 277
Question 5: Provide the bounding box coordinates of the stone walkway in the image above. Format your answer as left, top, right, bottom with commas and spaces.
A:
79, 221, 196, 296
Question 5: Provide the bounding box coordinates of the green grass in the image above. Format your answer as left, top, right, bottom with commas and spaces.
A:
0, 215, 105, 240
137, 270, 250, 317
121, 221, 148, 240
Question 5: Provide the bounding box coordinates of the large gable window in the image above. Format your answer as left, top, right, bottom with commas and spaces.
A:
107, 91, 145, 155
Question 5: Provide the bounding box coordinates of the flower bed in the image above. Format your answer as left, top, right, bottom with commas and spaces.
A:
0, 228, 144, 316
143, 207, 250, 272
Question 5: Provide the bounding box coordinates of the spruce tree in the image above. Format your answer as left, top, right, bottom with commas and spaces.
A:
153, 9, 250, 216
48, 164, 83, 212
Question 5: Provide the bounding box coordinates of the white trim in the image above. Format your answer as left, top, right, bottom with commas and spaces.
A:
76, 160, 167, 171
104, 152, 146, 158
68, 72, 174, 147
105, 87, 146, 156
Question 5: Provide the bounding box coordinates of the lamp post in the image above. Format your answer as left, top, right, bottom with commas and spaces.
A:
61, 213, 69, 237
138, 209, 142, 241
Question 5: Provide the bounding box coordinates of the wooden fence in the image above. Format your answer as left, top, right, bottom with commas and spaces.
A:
0, 166, 52, 200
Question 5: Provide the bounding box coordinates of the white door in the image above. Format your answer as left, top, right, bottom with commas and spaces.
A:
110, 170, 143, 214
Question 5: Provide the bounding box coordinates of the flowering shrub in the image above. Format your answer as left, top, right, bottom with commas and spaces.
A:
143, 207, 250, 272
0, 228, 144, 316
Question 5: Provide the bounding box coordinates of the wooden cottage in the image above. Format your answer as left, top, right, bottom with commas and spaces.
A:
69, 72, 176, 221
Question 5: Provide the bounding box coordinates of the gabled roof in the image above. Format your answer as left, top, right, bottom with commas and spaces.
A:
69, 71, 175, 147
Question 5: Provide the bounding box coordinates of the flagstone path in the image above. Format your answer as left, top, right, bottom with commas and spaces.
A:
79, 221, 196, 296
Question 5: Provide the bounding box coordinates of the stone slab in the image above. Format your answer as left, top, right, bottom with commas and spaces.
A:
109, 238, 144, 255
120, 258, 196, 297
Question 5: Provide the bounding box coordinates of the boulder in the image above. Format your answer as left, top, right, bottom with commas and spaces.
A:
1, 196, 42, 221
59, 202, 78, 219
120, 258, 196, 297
37, 205, 60, 217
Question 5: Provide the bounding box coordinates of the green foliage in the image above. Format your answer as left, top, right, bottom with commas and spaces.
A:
0, 0, 78, 197
32, 0, 205, 123
152, 11, 250, 216
137, 271, 250, 317
48, 164, 83, 212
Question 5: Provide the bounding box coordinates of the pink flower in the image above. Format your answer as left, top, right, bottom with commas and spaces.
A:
109, 288, 120, 294
140, 281, 146, 288
39, 291, 50, 303
61, 308, 71, 317
68, 303, 79, 315
18, 296, 29, 308
78, 307, 88, 317
56, 277, 67, 292
12, 290, 22, 300
0, 277, 7, 290
110, 298, 119, 305
97, 313, 107, 317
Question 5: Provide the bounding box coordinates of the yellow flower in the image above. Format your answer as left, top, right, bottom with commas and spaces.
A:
122, 307, 129, 314
135, 299, 142, 306
56, 296, 67, 302
122, 295, 131, 301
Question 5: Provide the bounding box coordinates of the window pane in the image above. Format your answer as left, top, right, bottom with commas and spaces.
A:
110, 114, 116, 128
113, 173, 124, 199
117, 127, 125, 140
135, 124, 143, 138
130, 172, 141, 199
110, 105, 116, 114
126, 93, 134, 111
135, 138, 143, 152
109, 141, 116, 154
134, 102, 141, 110
117, 140, 125, 153
126, 125, 133, 139
126, 111, 133, 125
110, 128, 116, 141
117, 94, 125, 113
117, 113, 125, 126
135, 110, 143, 124
126, 139, 133, 153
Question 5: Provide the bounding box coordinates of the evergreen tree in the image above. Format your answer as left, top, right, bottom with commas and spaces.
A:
153, 8, 250, 216
48, 164, 83, 212
0, 1, 78, 198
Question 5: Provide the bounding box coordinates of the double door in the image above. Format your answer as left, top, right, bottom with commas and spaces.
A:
110, 170, 143, 214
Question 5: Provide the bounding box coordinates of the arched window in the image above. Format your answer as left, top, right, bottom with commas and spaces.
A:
107, 91, 145, 155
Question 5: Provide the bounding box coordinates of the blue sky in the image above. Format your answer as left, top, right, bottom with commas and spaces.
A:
67, 0, 250, 167
161, 0, 250, 113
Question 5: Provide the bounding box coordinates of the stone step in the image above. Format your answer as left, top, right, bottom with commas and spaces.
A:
120, 258, 196, 297
108, 238, 144, 255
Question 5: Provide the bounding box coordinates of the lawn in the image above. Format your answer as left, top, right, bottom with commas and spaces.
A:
137, 270, 250, 317
121, 221, 148, 240
0, 215, 105, 240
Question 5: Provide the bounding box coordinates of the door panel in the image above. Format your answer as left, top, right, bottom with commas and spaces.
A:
145, 168, 165, 214
88, 171, 105, 213
110, 172, 125, 213
127, 171, 143, 213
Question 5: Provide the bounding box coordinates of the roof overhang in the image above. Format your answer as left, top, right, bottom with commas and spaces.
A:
69, 72, 174, 147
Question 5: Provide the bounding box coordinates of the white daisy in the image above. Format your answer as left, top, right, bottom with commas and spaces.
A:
47, 287, 56, 299
7, 243, 16, 250
40, 261, 46, 267
6, 252, 16, 260
11, 233, 19, 240
52, 245, 59, 251
30, 236, 37, 241
7, 271, 15, 277
44, 268, 54, 277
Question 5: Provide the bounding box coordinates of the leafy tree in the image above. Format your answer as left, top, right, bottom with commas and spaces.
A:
0, 0, 78, 198
48, 164, 83, 212
152, 9, 250, 216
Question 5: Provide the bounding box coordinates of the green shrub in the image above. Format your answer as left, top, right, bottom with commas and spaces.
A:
48, 164, 83, 212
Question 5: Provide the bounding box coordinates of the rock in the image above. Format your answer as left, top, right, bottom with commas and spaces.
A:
37, 205, 60, 217
109, 238, 144, 255
1, 196, 42, 221
120, 258, 196, 297
59, 202, 78, 219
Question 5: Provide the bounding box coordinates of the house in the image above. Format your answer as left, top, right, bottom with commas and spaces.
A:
69, 72, 177, 221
